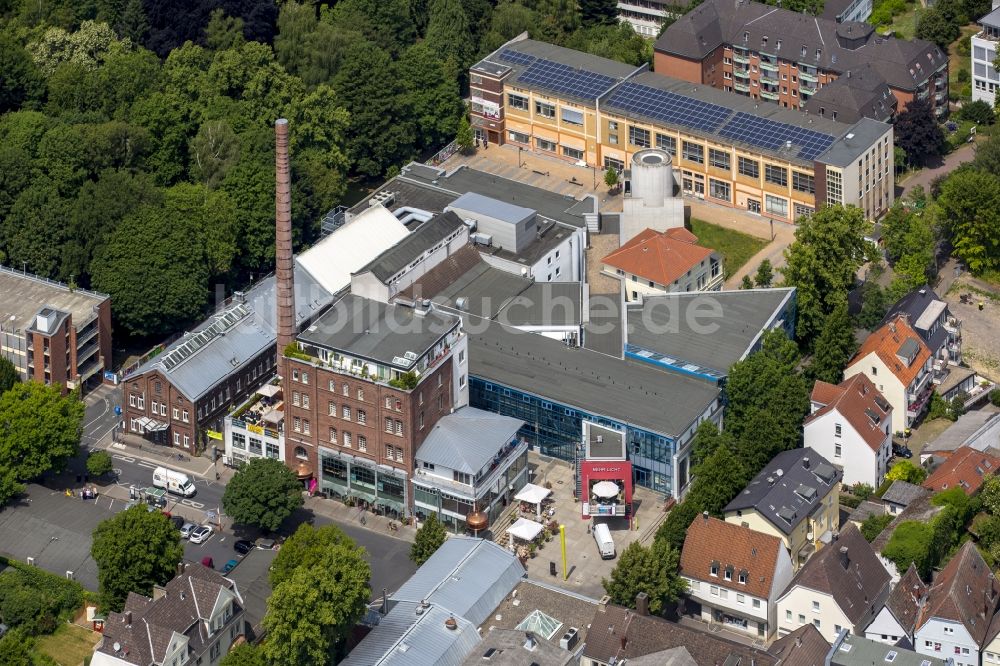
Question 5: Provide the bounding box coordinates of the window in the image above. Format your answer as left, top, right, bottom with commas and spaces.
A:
232, 432, 246, 450
682, 141, 704, 163
385, 396, 393, 409
656, 133, 676, 155
798, 614, 805, 624
419, 412, 425, 429
724, 568, 733, 581
295, 446, 307, 460
792, 171, 815, 194
738, 156, 759, 178
738, 571, 747, 584
301, 372, 308, 385
395, 420, 403, 436
342, 406, 351, 420
709, 178, 730, 202
709, 148, 730, 170
535, 101, 555, 118
765, 194, 788, 217
561, 107, 584, 126
536, 137, 557, 152
835, 423, 842, 437
765, 164, 788, 186
302, 394, 309, 409
210, 642, 221, 662
174, 432, 181, 446
509, 129, 530, 144
343, 432, 352, 448
329, 427, 337, 443
752, 599, 761, 609
737, 593, 745, 604
629, 126, 650, 148
303, 419, 310, 435
151, 400, 158, 414
342, 383, 349, 396
943, 628, 954, 635
396, 447, 404, 462
812, 601, 820, 612
129, 394, 136, 407
292, 391, 300, 407
711, 585, 720, 597
386, 444, 393, 460
835, 443, 842, 457
710, 563, 719, 576
357, 388, 364, 401
357, 409, 366, 425
794, 203, 814, 220
329, 401, 337, 416
562, 145, 584, 160
358, 435, 367, 452
386, 417, 393, 433
786, 610, 793, 621
814, 619, 821, 629
293, 416, 301, 432
508, 93, 529, 111
266, 442, 279, 459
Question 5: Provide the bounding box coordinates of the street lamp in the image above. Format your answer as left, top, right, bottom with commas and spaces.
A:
518, 147, 523, 168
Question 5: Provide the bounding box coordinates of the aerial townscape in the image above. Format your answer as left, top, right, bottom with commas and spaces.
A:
3, 0, 1000, 665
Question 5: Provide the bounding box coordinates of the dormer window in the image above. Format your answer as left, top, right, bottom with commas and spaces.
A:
710, 562, 720, 576
724, 566, 733, 581
816, 48, 822, 59
738, 570, 748, 584
801, 45, 807, 57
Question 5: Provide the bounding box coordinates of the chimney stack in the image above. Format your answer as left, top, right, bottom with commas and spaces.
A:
275, 118, 296, 356
635, 592, 650, 616
839, 546, 850, 570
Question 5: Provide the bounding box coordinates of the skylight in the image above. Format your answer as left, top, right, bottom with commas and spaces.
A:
516, 610, 563, 640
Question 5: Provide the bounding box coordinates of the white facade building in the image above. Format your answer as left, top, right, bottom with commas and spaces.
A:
223, 380, 284, 467
973, 4, 1000, 105
864, 564, 927, 645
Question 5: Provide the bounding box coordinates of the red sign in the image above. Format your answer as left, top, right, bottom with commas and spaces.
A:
580, 460, 633, 518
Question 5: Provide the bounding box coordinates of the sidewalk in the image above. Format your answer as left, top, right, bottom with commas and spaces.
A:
305, 495, 416, 544
101, 435, 224, 481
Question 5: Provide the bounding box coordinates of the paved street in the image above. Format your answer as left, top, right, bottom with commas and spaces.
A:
899, 140, 977, 198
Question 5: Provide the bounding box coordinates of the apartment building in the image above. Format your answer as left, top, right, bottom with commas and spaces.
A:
0, 266, 112, 393
281, 294, 468, 518
470, 38, 894, 222
973, 5, 1000, 104
617, 0, 687, 36
655, 0, 948, 120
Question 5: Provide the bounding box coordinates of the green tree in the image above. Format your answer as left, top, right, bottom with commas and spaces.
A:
86, 450, 115, 478
915, 8, 960, 50
117, 0, 149, 44
328, 0, 416, 55
0, 35, 45, 113
220, 644, 266, 666
563, 23, 652, 66
425, 0, 475, 70
27, 20, 132, 77
0, 357, 19, 395
740, 275, 754, 289
960, 99, 996, 125
894, 98, 946, 166
780, 205, 875, 345
189, 119, 241, 189
411, 513, 448, 565
0, 627, 34, 666
861, 513, 894, 542
223, 458, 304, 533
580, 0, 620, 26
886, 459, 928, 485
690, 420, 734, 472
205, 9, 245, 51
398, 43, 465, 152
456, 113, 474, 154
754, 259, 774, 287
972, 133, 1000, 173
92, 504, 184, 611
686, 443, 747, 515
263, 546, 370, 665
882, 520, 934, 577
271, 523, 359, 587
604, 166, 619, 190
656, 500, 700, 552
603, 539, 685, 614
808, 302, 857, 384
981, 474, 1000, 516
936, 169, 1000, 274
0, 382, 84, 487
857, 281, 888, 330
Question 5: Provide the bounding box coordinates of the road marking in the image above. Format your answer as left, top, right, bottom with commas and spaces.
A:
112, 454, 135, 463
136, 461, 158, 470
180, 499, 205, 509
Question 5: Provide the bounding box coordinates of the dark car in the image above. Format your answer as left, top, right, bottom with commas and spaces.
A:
170, 515, 185, 530
893, 443, 913, 459
234, 539, 254, 555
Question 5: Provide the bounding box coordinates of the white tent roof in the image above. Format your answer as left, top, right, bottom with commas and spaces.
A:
514, 483, 551, 505
297, 205, 409, 294
257, 384, 280, 397
507, 518, 544, 541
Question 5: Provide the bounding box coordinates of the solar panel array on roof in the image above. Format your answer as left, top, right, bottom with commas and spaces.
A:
718, 112, 836, 160
607, 82, 733, 133
517, 58, 618, 100
497, 49, 537, 66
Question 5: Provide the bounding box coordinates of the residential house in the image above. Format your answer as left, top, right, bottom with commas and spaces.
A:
581, 602, 777, 666
922, 446, 1000, 494
680, 514, 794, 639
914, 541, 1000, 666
724, 448, 842, 570
768, 624, 832, 666
804, 374, 893, 488
882, 287, 962, 368
972, 5, 1000, 105
832, 630, 952, 666
882, 480, 930, 516
776, 523, 892, 643
844, 316, 933, 433
601, 227, 723, 303
865, 564, 928, 645
920, 411, 1000, 464
91, 565, 245, 666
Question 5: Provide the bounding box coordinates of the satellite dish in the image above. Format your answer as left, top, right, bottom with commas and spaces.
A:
113, 642, 121, 652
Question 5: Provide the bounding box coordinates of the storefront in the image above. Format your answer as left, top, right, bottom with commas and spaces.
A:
318, 448, 408, 518
580, 460, 634, 520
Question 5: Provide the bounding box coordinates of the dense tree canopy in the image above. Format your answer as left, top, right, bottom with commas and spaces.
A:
603, 540, 685, 614
222, 457, 304, 532
270, 522, 359, 588
894, 98, 946, 166
411, 512, 448, 565
807, 302, 858, 385
936, 169, 1000, 274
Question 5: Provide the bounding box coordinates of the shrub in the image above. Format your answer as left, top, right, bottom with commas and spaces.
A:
861, 513, 894, 542
0, 558, 84, 635
959, 99, 995, 125
991, 388, 1000, 407
852, 483, 875, 500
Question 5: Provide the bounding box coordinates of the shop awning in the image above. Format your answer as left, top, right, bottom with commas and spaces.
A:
507, 518, 544, 541
514, 483, 551, 505
592, 481, 620, 498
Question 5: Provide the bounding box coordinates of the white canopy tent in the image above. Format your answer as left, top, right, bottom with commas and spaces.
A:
515, 483, 552, 518
592, 481, 620, 499
507, 517, 544, 542
257, 384, 281, 398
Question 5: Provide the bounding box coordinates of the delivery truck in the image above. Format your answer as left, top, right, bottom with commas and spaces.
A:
593, 522, 616, 560
152, 467, 197, 498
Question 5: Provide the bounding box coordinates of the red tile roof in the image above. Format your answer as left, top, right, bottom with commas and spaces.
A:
601, 227, 716, 287
680, 514, 785, 599
922, 446, 1000, 494
848, 316, 931, 387
805, 375, 892, 452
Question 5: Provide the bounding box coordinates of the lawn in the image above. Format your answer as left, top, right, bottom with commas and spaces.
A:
884, 3, 920, 40
949, 24, 980, 100
34, 623, 102, 666
689, 218, 768, 279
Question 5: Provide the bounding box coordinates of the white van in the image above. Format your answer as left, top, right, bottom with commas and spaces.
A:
593, 522, 615, 560
152, 467, 197, 497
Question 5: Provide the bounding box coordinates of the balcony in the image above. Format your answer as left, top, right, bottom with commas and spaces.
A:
935, 78, 946, 90
761, 74, 779, 86
799, 70, 818, 83
800, 84, 817, 96
734, 53, 749, 64
230, 386, 284, 438
760, 90, 779, 101
734, 68, 750, 79
759, 60, 779, 73
944, 316, 962, 334
734, 82, 750, 93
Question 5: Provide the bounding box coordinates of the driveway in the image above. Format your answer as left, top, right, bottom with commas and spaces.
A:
899, 140, 977, 198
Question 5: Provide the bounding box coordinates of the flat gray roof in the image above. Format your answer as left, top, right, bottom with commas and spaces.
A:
0, 266, 107, 332
449, 192, 534, 224
833, 632, 948, 666
298, 295, 459, 370
468, 317, 720, 438
625, 288, 795, 378
484, 219, 577, 267
815, 117, 892, 167
499, 282, 583, 327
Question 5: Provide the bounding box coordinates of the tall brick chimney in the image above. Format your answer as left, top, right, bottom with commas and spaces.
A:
275, 118, 296, 355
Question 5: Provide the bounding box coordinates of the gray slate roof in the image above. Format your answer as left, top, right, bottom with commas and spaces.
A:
415, 407, 524, 474
880, 480, 928, 507
297, 294, 459, 370
468, 317, 721, 439
355, 211, 465, 283
724, 448, 842, 536
656, 0, 945, 92
625, 288, 795, 379
801, 64, 896, 123
832, 632, 948, 666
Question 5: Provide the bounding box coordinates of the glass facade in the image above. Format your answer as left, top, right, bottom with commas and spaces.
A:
318, 448, 407, 516
469, 378, 682, 495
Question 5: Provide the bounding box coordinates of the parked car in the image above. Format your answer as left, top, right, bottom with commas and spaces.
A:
893, 443, 913, 459
222, 559, 239, 574
255, 537, 276, 550
189, 525, 213, 544
234, 540, 254, 555
179, 522, 198, 538
201, 556, 214, 569
170, 515, 185, 530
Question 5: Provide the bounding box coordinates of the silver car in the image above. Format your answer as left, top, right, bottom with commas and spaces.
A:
179, 522, 197, 539
188, 525, 213, 544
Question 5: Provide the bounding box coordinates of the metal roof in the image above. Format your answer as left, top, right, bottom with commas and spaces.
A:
356, 211, 466, 283
448, 192, 535, 225
415, 407, 525, 474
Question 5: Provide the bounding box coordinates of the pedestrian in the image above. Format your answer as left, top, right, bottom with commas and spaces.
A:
980, 301, 985, 311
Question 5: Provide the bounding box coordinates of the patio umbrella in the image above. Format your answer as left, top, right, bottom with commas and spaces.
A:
592, 481, 619, 499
